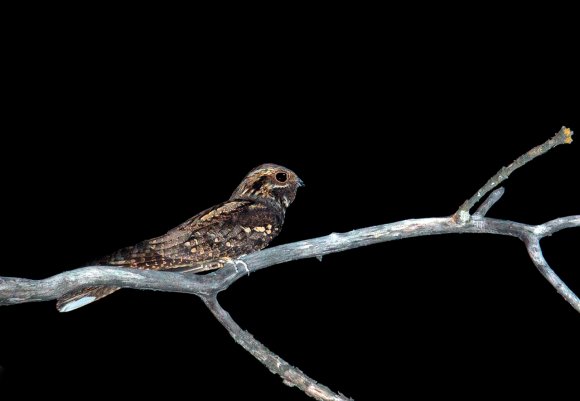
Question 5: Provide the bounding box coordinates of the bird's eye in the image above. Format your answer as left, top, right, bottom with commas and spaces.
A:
275, 172, 288, 183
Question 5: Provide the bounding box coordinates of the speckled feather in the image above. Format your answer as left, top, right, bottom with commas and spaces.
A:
57, 164, 303, 312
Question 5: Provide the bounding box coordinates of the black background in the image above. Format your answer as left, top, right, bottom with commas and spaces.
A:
1, 11, 579, 400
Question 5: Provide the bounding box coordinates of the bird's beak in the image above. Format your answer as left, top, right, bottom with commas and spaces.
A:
297, 178, 305, 187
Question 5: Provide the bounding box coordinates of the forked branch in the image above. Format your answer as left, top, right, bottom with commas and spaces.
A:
0, 127, 576, 401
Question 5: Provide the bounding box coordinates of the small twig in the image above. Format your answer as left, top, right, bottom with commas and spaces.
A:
455, 126, 573, 222
474, 187, 505, 217
202, 296, 352, 401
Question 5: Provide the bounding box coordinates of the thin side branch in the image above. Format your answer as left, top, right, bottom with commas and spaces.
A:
524, 236, 580, 311
455, 126, 573, 222
202, 296, 352, 401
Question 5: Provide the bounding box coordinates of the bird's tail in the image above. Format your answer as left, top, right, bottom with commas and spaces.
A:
56, 286, 120, 312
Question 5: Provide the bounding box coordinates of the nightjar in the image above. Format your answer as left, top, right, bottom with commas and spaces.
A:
57, 163, 303, 312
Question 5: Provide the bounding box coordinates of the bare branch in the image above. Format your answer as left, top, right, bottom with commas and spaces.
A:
0, 127, 577, 400
0, 265, 214, 305
203, 296, 352, 401
455, 126, 574, 222
2, 216, 577, 400
2, 215, 578, 306
474, 187, 505, 217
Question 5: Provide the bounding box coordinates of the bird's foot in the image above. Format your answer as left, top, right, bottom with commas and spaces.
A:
233, 257, 250, 276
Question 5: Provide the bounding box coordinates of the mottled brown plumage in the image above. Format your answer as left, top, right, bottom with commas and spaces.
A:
57, 164, 303, 312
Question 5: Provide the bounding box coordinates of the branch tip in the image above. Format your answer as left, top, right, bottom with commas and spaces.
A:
562, 126, 573, 144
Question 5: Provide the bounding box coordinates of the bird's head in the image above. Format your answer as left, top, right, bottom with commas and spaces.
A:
231, 163, 304, 209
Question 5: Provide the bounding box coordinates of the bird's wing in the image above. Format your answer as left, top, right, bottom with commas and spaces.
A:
103, 200, 256, 269
58, 201, 258, 312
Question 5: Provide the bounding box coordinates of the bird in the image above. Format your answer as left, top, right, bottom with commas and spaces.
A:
57, 163, 304, 312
